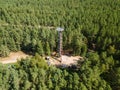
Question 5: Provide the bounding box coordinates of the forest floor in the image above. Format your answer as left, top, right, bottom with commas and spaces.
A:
0, 51, 29, 64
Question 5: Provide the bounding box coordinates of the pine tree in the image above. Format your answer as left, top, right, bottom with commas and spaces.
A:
0, 45, 10, 57
45, 42, 51, 56
36, 41, 44, 56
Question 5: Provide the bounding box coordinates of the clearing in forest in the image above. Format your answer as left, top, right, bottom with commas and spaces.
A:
0, 51, 83, 67
47, 55, 83, 67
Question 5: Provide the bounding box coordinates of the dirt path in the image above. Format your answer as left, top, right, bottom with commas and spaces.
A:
0, 23, 55, 29
0, 51, 29, 64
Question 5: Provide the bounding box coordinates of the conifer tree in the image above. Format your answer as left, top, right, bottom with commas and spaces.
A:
45, 42, 51, 56
36, 41, 44, 55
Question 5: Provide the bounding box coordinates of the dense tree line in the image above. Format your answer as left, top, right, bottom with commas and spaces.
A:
0, 0, 120, 89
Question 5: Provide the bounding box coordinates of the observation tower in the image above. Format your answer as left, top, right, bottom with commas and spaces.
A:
56, 27, 64, 62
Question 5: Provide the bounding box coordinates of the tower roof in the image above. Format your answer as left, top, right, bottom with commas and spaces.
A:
56, 27, 64, 31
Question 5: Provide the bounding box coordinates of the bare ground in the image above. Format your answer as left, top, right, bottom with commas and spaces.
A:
48, 55, 83, 66
0, 51, 29, 64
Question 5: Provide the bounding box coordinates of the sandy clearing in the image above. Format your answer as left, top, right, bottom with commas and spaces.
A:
0, 51, 29, 64
48, 55, 83, 66
0, 51, 82, 67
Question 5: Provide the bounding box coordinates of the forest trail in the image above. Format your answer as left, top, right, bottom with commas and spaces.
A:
0, 23, 55, 29
0, 51, 29, 64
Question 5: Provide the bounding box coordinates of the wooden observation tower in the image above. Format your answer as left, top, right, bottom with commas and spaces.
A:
56, 27, 64, 61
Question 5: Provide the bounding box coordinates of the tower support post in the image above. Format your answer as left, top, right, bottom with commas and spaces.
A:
58, 31, 62, 57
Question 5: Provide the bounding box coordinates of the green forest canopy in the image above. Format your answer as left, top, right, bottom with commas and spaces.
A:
0, 0, 120, 90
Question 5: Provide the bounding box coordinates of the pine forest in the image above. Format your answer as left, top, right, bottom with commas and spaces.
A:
0, 0, 120, 90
